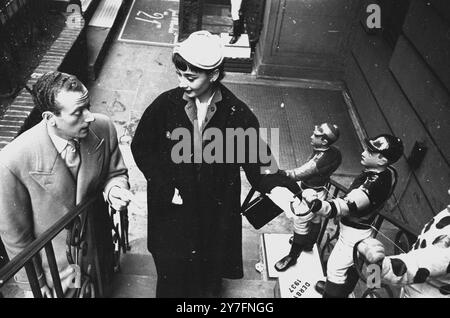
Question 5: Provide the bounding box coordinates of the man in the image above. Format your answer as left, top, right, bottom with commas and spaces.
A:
296, 134, 403, 297
0, 71, 132, 297
229, 0, 243, 44
357, 189, 450, 298
274, 123, 342, 271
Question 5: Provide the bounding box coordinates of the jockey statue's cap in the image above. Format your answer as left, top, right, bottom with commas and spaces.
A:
313, 123, 340, 143
364, 134, 404, 163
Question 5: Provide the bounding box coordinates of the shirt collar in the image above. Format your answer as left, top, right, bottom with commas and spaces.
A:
364, 167, 386, 174
313, 146, 329, 152
195, 91, 216, 108
46, 124, 76, 154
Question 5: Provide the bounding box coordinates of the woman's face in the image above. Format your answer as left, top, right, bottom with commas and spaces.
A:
176, 67, 213, 101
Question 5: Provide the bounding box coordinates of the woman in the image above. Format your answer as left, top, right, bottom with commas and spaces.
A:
131, 31, 288, 297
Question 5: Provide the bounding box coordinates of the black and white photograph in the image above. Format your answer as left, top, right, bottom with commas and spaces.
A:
0, 0, 449, 304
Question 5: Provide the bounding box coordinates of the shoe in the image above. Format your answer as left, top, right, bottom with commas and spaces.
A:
229, 35, 240, 45
315, 280, 326, 295
229, 19, 243, 44
274, 254, 298, 272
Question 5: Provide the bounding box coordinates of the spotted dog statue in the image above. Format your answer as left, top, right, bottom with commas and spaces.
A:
358, 205, 450, 298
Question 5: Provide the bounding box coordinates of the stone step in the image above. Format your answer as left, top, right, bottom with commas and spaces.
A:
119, 251, 263, 281
221, 33, 251, 58
119, 252, 156, 277
203, 3, 230, 17
220, 279, 276, 298
200, 24, 230, 35
111, 273, 275, 298
203, 14, 232, 26
89, 0, 123, 28
0, 279, 25, 298
111, 273, 156, 298
87, 0, 128, 80
81, 0, 101, 22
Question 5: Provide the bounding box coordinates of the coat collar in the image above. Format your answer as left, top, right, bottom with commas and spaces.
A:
165, 84, 240, 133
76, 122, 104, 203
183, 88, 222, 132
29, 120, 104, 205
28, 121, 77, 208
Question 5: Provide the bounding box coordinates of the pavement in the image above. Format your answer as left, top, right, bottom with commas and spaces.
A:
85, 2, 398, 298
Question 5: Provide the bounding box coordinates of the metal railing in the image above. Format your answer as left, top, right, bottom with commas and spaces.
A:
317, 178, 349, 266
0, 194, 129, 298
319, 177, 418, 298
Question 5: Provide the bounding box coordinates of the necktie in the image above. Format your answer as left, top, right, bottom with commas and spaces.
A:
65, 139, 81, 179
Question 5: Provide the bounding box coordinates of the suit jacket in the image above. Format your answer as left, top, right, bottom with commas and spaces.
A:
0, 113, 129, 289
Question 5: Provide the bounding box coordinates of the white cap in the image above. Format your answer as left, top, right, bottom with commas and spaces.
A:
173, 31, 224, 70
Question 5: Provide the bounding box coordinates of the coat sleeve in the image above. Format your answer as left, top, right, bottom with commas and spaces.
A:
284, 159, 318, 181
131, 95, 165, 182
0, 163, 46, 287
103, 117, 130, 200
238, 107, 286, 194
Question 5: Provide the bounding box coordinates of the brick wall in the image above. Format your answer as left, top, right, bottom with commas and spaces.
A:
0, 15, 86, 150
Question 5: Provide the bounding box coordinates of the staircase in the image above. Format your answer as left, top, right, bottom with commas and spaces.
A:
86, 0, 129, 80
200, 2, 253, 73
111, 251, 157, 298
110, 228, 277, 298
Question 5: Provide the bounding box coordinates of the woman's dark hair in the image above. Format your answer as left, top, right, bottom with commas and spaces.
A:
172, 53, 225, 84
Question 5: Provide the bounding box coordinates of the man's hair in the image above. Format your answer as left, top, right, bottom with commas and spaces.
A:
32, 71, 86, 115
172, 53, 225, 84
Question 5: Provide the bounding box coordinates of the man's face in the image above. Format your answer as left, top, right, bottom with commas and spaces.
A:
361, 149, 385, 168
176, 67, 213, 100
52, 89, 95, 140
310, 133, 326, 148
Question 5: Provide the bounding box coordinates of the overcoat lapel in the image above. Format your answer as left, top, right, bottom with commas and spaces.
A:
76, 128, 104, 204
182, 89, 222, 132
28, 121, 76, 210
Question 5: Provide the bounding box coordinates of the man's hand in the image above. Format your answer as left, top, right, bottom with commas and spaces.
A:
108, 186, 133, 211
59, 265, 78, 295
357, 238, 386, 264
41, 284, 53, 298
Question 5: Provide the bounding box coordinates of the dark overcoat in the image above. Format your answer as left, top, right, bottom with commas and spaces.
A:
131, 84, 270, 296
